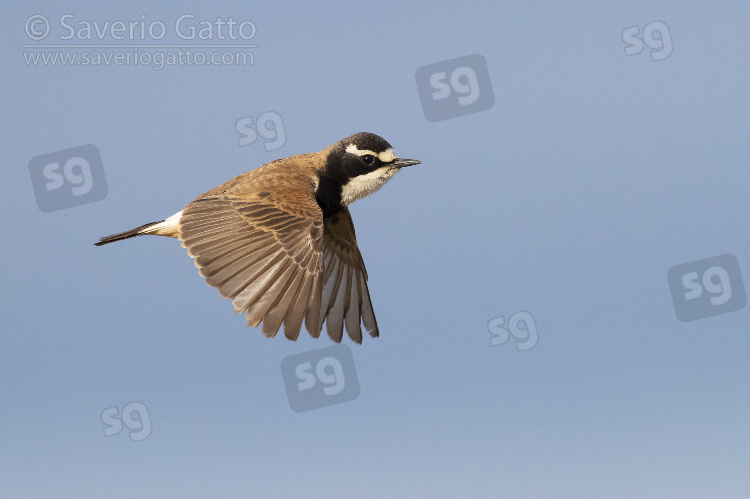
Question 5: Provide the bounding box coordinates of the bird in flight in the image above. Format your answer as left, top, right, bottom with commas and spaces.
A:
95, 132, 420, 344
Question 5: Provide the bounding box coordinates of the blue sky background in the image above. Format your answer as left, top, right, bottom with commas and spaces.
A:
3, 1, 750, 497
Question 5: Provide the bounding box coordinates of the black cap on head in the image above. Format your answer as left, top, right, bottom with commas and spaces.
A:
340, 132, 393, 153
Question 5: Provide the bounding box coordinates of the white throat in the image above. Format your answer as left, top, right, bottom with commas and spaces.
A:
340, 167, 398, 205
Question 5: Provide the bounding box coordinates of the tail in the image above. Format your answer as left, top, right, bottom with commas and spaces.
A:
94, 221, 163, 246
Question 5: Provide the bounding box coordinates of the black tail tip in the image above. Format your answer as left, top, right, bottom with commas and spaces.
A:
94, 221, 162, 246
94, 233, 138, 246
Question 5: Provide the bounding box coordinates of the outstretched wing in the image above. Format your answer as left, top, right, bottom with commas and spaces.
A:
320, 207, 379, 343
178, 188, 379, 343
179, 191, 325, 340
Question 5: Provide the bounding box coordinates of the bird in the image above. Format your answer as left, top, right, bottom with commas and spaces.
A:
95, 132, 420, 344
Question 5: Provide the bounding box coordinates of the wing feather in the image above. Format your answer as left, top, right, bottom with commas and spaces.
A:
180, 191, 323, 339
178, 172, 379, 342
319, 208, 379, 342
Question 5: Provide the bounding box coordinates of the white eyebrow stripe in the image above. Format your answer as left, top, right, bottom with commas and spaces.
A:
345, 144, 398, 163
378, 148, 396, 163
345, 144, 375, 156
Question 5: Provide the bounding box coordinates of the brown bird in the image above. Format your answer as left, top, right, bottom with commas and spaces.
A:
95, 132, 420, 343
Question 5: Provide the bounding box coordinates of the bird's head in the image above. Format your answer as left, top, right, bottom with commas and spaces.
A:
322, 132, 420, 206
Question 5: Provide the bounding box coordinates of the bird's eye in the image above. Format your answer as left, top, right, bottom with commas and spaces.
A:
361, 154, 375, 165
